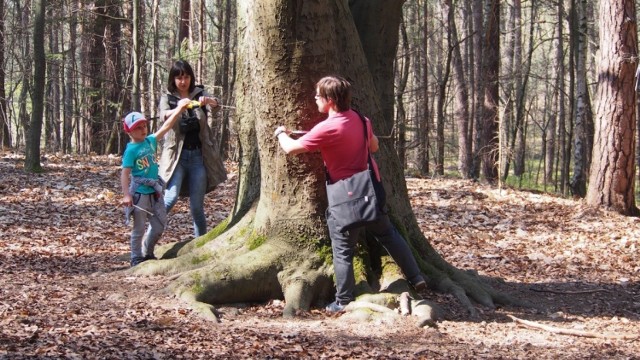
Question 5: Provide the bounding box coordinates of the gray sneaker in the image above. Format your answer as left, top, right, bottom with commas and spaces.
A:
325, 300, 349, 313
130, 257, 145, 267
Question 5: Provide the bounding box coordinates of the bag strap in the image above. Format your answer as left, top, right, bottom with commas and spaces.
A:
352, 109, 371, 158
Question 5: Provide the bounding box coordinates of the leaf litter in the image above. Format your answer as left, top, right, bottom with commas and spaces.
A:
0, 152, 638, 359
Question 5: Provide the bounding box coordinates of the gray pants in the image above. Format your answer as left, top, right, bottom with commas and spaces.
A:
326, 210, 423, 304
130, 193, 167, 262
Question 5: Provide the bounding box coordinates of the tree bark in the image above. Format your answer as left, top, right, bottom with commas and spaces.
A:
585, 0, 637, 215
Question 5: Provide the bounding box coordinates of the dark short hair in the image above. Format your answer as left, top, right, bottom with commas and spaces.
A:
316, 75, 351, 112
167, 60, 196, 93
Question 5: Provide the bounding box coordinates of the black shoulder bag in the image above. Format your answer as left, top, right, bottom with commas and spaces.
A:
325, 111, 386, 233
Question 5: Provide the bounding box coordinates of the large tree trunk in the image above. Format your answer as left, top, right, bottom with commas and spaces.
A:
585, 0, 637, 215
137, 0, 517, 320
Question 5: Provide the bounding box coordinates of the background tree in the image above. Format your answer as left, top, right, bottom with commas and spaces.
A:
551, 0, 566, 193
24, 0, 46, 172
131, 0, 142, 111
570, 0, 594, 197
585, 0, 637, 215
449, 0, 472, 178
479, 0, 500, 182
0, 0, 8, 149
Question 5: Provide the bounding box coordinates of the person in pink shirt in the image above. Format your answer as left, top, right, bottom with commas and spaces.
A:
274, 75, 426, 313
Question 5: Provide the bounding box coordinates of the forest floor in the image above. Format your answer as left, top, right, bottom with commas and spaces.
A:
0, 151, 639, 359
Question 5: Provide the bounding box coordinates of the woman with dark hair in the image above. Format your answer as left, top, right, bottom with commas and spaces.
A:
157, 60, 227, 238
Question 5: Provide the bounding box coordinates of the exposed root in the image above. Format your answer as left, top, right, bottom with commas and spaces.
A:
178, 291, 220, 322
399, 292, 411, 315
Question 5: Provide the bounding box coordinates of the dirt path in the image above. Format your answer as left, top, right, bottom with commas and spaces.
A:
1, 153, 638, 359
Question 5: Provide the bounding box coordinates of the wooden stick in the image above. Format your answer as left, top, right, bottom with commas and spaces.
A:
507, 315, 638, 340
530, 287, 610, 295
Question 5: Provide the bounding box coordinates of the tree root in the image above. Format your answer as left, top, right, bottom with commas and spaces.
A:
336, 292, 442, 327
132, 215, 334, 320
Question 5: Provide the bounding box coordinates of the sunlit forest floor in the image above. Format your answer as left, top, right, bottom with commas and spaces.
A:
1, 151, 638, 359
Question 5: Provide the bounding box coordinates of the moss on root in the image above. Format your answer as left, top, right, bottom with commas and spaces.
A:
247, 232, 267, 250
191, 253, 212, 265
190, 272, 204, 295
195, 218, 230, 248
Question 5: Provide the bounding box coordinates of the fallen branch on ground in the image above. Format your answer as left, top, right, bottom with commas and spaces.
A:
507, 315, 638, 340
529, 287, 610, 295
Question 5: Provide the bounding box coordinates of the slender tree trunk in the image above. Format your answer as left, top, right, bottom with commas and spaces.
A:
570, 0, 593, 197
0, 0, 9, 149
514, 0, 537, 181
132, 0, 141, 111
24, 0, 46, 172
104, 0, 126, 155
449, 0, 471, 178
481, 0, 500, 182
435, 1, 454, 176
63, 0, 77, 154
219, 0, 235, 159
471, 0, 484, 179
197, 0, 205, 80
500, 0, 515, 182
48, 7, 61, 152
551, 0, 565, 191
417, 0, 430, 176
46, 6, 62, 152
17, 2, 32, 149
586, 0, 637, 215
150, 0, 160, 122
179, 0, 190, 46
395, 21, 410, 168
502, 0, 521, 180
